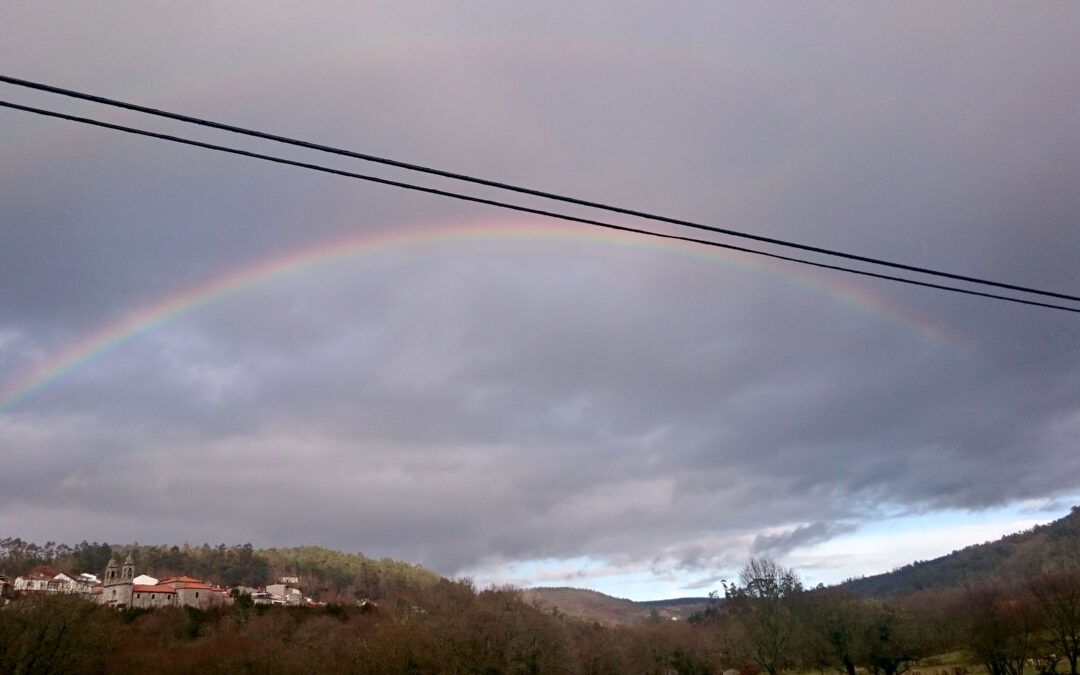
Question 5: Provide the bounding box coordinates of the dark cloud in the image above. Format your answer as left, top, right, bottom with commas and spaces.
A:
2, 2, 1079, 598
752, 522, 858, 557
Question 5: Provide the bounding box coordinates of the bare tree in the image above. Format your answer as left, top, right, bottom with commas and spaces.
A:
1030, 569, 1080, 675
728, 558, 803, 675
967, 586, 1039, 675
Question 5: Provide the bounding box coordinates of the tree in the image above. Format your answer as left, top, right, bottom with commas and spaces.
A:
0, 594, 116, 674
966, 586, 1039, 675
861, 600, 926, 675
728, 558, 803, 675
800, 588, 863, 675
71, 541, 112, 575
1030, 569, 1080, 675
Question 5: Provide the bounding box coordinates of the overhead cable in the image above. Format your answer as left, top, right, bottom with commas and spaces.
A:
2, 73, 1078, 305
2, 99, 1077, 315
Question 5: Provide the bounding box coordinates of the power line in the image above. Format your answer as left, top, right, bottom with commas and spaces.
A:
1, 98, 1078, 315
3, 73, 1078, 306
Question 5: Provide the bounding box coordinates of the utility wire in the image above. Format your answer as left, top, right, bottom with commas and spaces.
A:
3, 73, 1078, 305
3, 99, 1078, 315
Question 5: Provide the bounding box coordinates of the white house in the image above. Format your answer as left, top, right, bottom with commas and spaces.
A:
265, 583, 305, 605
13, 566, 95, 595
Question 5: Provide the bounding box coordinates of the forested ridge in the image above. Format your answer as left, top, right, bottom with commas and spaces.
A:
841, 507, 1080, 597
5, 555, 1080, 674
3, 508, 1080, 673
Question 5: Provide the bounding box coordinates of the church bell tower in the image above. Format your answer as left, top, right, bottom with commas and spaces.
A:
101, 555, 134, 607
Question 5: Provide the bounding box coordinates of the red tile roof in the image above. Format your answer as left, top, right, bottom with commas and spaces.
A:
158, 576, 203, 585
152, 576, 225, 592
22, 565, 60, 580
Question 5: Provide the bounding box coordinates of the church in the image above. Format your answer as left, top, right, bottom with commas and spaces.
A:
97, 555, 229, 609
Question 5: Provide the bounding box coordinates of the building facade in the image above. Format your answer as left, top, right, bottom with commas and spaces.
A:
97, 557, 228, 610
14, 566, 95, 595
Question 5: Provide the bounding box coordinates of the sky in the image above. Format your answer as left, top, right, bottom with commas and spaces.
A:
1, 2, 1079, 601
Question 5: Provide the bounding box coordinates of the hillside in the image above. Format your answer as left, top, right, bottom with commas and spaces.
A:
841, 505, 1080, 597
523, 509, 1080, 621
258, 545, 443, 600
5, 507, 1079, 611
0, 540, 443, 602
523, 587, 710, 625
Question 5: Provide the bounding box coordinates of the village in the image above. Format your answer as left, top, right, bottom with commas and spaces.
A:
0, 556, 321, 610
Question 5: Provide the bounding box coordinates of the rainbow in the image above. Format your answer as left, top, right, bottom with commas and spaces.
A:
0, 217, 964, 411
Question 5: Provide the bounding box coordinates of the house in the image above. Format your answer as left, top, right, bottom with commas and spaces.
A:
232, 586, 281, 605
156, 576, 229, 609
249, 590, 279, 605
13, 565, 59, 593
58, 572, 95, 594
266, 583, 305, 606
13, 566, 95, 595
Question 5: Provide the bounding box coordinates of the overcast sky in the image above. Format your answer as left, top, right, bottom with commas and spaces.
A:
2, 2, 1078, 600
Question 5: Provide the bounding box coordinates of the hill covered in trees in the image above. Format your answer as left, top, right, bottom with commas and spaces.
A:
840, 506, 1080, 597
514, 507, 1080, 625
9, 553, 1080, 675
5, 509, 1080, 674
524, 587, 711, 625
5, 506, 1080, 607
5, 506, 1080, 610
0, 539, 441, 602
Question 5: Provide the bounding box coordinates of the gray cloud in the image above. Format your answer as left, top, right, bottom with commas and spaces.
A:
1, 2, 1079, 597
752, 522, 859, 558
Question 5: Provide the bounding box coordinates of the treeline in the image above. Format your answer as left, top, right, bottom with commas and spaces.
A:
1, 580, 719, 674
125, 543, 270, 588
0, 539, 441, 600
259, 546, 442, 601
687, 558, 1080, 675
0, 539, 271, 588
0, 538, 114, 578
4, 558, 1080, 674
